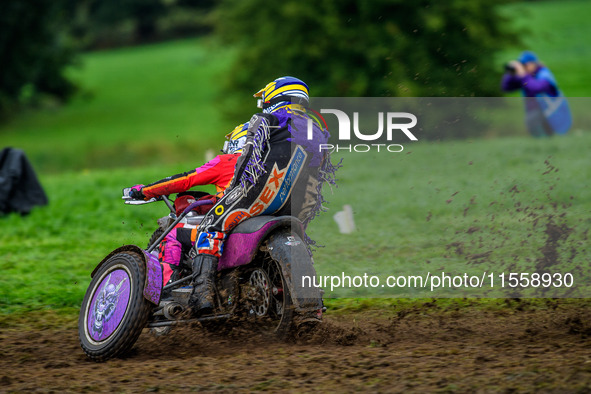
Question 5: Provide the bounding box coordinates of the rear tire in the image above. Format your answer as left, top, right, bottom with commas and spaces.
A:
243, 254, 294, 337
79, 252, 152, 362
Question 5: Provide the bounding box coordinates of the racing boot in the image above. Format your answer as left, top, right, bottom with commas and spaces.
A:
189, 254, 218, 316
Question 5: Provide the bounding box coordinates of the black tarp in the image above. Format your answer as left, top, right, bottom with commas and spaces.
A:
0, 147, 48, 215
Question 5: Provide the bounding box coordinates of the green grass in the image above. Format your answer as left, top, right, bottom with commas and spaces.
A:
0, 38, 237, 173
1, 133, 590, 313
0, 1, 589, 174
310, 133, 591, 298
499, 0, 591, 97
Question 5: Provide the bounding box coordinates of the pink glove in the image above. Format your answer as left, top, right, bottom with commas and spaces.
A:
129, 184, 145, 200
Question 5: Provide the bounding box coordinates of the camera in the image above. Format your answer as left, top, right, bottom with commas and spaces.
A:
504, 62, 518, 75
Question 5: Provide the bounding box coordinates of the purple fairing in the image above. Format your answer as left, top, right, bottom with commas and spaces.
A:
142, 250, 162, 305
88, 269, 131, 342
218, 222, 276, 270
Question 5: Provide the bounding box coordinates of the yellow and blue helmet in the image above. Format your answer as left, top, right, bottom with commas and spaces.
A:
254, 76, 309, 113
223, 122, 248, 154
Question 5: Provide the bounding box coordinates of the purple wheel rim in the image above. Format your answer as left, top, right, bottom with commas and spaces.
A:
86, 267, 131, 342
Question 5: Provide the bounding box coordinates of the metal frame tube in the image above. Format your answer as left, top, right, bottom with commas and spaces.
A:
146, 198, 215, 253
147, 314, 231, 327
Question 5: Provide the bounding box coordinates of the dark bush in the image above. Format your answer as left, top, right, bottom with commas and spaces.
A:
0, 0, 77, 117
215, 0, 519, 123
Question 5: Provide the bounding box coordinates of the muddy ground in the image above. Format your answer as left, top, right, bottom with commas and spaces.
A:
2, 301, 591, 393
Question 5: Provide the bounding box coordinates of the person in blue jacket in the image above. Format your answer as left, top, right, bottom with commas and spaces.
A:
501, 51, 571, 137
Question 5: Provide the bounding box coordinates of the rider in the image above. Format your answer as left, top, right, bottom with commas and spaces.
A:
190, 76, 334, 315
128, 123, 248, 285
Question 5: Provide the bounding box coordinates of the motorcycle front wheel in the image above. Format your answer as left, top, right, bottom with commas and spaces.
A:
78, 252, 152, 362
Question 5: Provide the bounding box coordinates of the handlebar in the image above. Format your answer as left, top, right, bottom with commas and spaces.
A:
121, 187, 159, 205
122, 187, 216, 215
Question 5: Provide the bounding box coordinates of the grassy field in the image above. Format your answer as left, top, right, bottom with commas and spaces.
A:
1, 132, 590, 313
1, 0, 589, 173
499, 0, 591, 97
0, 38, 237, 173
1, 0, 590, 316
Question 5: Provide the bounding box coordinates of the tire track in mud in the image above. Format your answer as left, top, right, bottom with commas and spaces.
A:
2, 302, 591, 392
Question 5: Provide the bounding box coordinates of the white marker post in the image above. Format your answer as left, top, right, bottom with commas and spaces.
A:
333, 204, 356, 234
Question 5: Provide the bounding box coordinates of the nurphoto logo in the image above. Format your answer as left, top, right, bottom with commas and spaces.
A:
308, 108, 418, 153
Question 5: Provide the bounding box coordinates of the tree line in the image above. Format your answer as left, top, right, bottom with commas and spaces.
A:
0, 0, 518, 121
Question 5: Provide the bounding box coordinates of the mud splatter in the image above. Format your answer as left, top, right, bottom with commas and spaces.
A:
443, 158, 588, 296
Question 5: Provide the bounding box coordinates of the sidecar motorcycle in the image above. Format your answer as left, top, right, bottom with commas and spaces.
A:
79, 190, 323, 361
